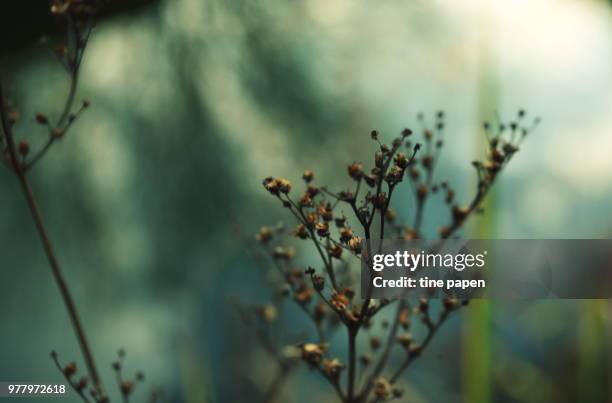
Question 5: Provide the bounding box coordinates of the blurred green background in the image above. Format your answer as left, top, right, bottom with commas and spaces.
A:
1, 0, 611, 402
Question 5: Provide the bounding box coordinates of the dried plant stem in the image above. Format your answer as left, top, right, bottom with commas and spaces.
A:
0, 85, 103, 395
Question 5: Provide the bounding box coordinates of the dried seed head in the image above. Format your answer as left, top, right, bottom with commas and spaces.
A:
374, 377, 392, 399
340, 227, 353, 243
315, 222, 329, 237
328, 243, 342, 259
256, 226, 273, 243
63, 362, 77, 377
417, 184, 428, 200
397, 334, 412, 349
295, 287, 314, 305
35, 113, 48, 125
330, 292, 350, 311
312, 274, 325, 292
347, 162, 364, 181
298, 192, 313, 207
394, 152, 409, 169
360, 354, 372, 366
293, 224, 308, 239
18, 140, 30, 156
370, 336, 381, 351
277, 178, 292, 194
263, 177, 279, 195
300, 343, 327, 364
348, 236, 362, 254
386, 166, 403, 184
302, 170, 314, 183
306, 185, 319, 197
75, 377, 88, 391
120, 381, 134, 396
322, 358, 344, 379
317, 203, 333, 221
258, 305, 277, 322
334, 216, 346, 228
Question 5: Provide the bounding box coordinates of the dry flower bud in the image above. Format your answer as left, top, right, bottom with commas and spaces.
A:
293, 224, 308, 239
322, 358, 344, 379
394, 152, 409, 168
417, 184, 428, 200
372, 192, 387, 209
63, 362, 77, 377
374, 377, 392, 399
452, 205, 469, 223
75, 377, 88, 391
347, 162, 364, 181
306, 212, 318, 227
302, 170, 314, 183
340, 227, 353, 243
360, 354, 372, 366
277, 178, 292, 194
370, 130, 379, 140
120, 381, 134, 396
263, 177, 279, 195
301, 343, 327, 364
374, 151, 384, 168
273, 246, 296, 260
18, 140, 30, 156
256, 226, 273, 243
370, 336, 381, 351
315, 222, 329, 237
317, 203, 333, 221
331, 292, 350, 311
306, 185, 319, 197
338, 190, 355, 202
35, 113, 48, 125
334, 216, 346, 228
364, 174, 377, 187
258, 305, 277, 322
443, 297, 458, 311
401, 128, 413, 137
397, 334, 412, 349
295, 287, 314, 304
348, 236, 362, 254
386, 166, 403, 184
314, 302, 326, 321
328, 243, 342, 259
399, 307, 411, 329
409, 168, 420, 181
312, 274, 325, 291
298, 193, 312, 207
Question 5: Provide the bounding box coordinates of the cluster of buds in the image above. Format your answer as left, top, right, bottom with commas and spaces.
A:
50, 351, 107, 403
248, 113, 535, 403
263, 177, 292, 195
111, 349, 145, 401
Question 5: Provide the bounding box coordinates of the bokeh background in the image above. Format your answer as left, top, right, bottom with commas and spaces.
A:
1, 0, 611, 402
